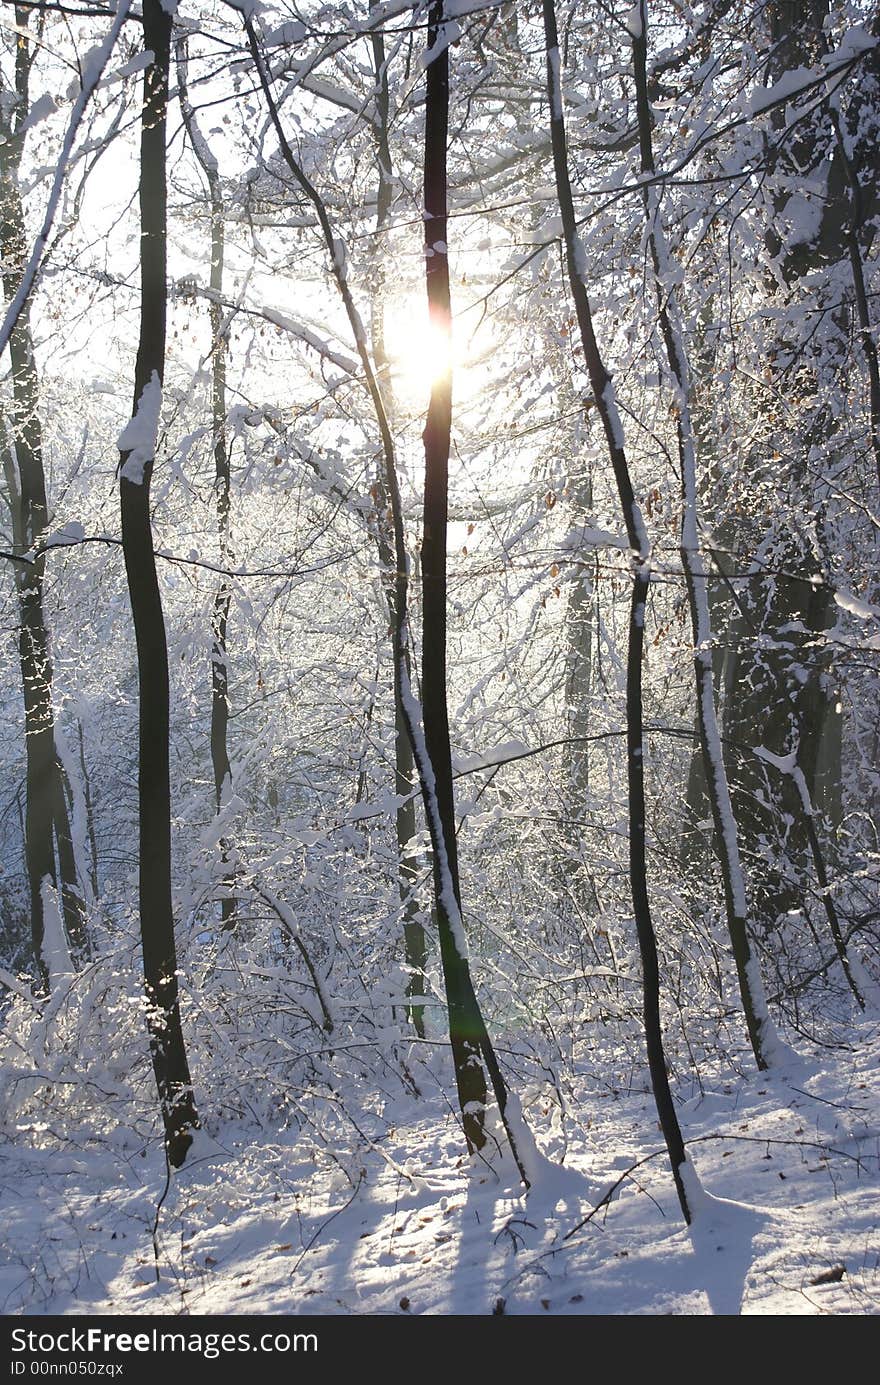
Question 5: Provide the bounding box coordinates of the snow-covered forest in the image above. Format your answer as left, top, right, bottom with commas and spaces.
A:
0, 0, 878, 1320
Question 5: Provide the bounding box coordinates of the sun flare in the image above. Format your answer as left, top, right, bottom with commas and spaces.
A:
387, 309, 458, 398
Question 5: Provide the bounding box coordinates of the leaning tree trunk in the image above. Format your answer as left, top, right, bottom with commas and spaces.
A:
542, 0, 693, 1222
0, 20, 86, 982
119, 0, 197, 1168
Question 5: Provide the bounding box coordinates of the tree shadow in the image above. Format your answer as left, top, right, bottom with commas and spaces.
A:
687, 1189, 767, 1315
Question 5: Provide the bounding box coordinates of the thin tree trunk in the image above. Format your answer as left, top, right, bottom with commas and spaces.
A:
395, 709, 427, 1035
53, 716, 97, 927
542, 0, 692, 1222
369, 16, 427, 1033
563, 525, 594, 803
119, 0, 197, 1168
0, 17, 85, 983
562, 496, 599, 918
52, 750, 88, 960
77, 719, 100, 900
631, 0, 781, 1071
829, 111, 880, 495
679, 303, 726, 873
244, 13, 531, 1182
176, 39, 235, 926
421, 0, 492, 1152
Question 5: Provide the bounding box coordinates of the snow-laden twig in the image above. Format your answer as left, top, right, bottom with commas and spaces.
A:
0, 2, 131, 358
755, 745, 869, 1011
251, 883, 335, 1033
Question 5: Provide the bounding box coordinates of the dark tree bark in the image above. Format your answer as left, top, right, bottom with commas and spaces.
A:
0, 7, 86, 981
119, 0, 197, 1169
77, 718, 100, 900
829, 108, 880, 494
368, 16, 427, 1034
631, 0, 779, 1071
542, 0, 692, 1222
245, 12, 531, 1182
52, 753, 87, 957
420, 0, 492, 1153
719, 0, 876, 940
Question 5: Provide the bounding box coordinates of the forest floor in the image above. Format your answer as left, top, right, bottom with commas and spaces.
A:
1, 1017, 878, 1317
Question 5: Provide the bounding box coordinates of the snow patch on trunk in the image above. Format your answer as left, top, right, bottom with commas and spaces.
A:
398, 654, 469, 958
54, 725, 92, 907
40, 879, 73, 985
119, 372, 162, 484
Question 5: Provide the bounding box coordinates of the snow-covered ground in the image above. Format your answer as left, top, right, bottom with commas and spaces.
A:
2, 1017, 878, 1317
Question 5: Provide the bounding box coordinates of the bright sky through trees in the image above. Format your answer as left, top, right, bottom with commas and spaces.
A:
0, 0, 877, 1321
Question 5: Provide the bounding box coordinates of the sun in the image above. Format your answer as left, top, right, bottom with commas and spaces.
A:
414, 318, 454, 385
386, 307, 458, 401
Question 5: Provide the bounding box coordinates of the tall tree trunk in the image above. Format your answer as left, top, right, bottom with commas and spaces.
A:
368, 16, 427, 1034
718, 0, 873, 941
176, 39, 236, 926
421, 0, 492, 1151
679, 300, 726, 874
631, 0, 781, 1070
0, 11, 86, 981
52, 749, 88, 960
244, 12, 531, 1182
119, 0, 197, 1168
561, 475, 599, 918
542, 0, 692, 1222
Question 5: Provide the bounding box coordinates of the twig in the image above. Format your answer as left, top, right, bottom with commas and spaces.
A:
563, 1148, 668, 1240
291, 1170, 365, 1276
152, 1151, 172, 1283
